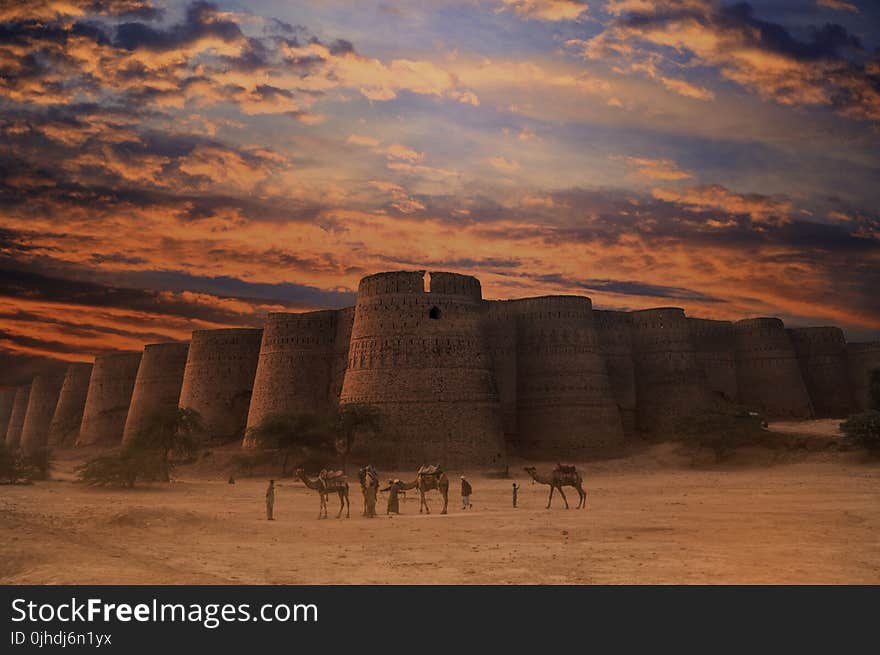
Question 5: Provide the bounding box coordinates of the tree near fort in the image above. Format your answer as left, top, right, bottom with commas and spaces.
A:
333, 403, 382, 473
245, 411, 331, 476
247, 405, 383, 476
77, 406, 205, 487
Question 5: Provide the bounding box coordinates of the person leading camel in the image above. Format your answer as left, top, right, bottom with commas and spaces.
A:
381, 479, 403, 515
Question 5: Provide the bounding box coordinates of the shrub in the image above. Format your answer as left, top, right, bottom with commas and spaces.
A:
0, 442, 50, 484
0, 442, 26, 484
21, 448, 52, 481
675, 407, 767, 462
840, 411, 880, 454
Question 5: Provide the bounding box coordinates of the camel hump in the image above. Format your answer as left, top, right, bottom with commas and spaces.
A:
418, 464, 443, 476
555, 464, 578, 475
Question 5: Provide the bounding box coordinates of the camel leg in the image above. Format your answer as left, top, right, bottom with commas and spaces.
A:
559, 487, 569, 509
577, 485, 586, 509
345, 491, 350, 519
441, 489, 447, 515
424, 491, 431, 515
547, 486, 554, 509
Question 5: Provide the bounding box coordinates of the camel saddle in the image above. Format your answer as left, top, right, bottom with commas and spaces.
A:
418, 464, 443, 476
555, 464, 577, 475
320, 469, 345, 481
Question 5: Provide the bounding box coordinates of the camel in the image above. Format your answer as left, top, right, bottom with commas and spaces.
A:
358, 465, 379, 518
523, 464, 586, 509
294, 468, 350, 519
399, 465, 449, 514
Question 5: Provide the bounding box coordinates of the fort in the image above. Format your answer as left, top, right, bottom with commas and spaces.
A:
5, 270, 880, 465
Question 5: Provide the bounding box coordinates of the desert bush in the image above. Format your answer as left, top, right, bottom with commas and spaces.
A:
675, 407, 767, 462
78, 449, 166, 488
230, 450, 277, 476
0, 443, 50, 483
0, 442, 26, 484
21, 447, 51, 480
840, 411, 880, 454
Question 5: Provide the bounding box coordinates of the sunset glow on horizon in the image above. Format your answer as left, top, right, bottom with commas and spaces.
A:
1, 0, 879, 383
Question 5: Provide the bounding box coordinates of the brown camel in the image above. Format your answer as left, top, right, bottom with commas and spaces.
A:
295, 468, 350, 519
523, 465, 586, 509
358, 465, 379, 518
399, 465, 449, 514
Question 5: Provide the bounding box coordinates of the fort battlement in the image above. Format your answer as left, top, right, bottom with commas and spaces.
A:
513, 296, 624, 456
4, 384, 30, 449
78, 352, 142, 446
788, 327, 853, 417
733, 318, 813, 418
847, 342, 880, 411
688, 318, 738, 403
594, 310, 637, 436
244, 311, 339, 445
631, 308, 715, 432
48, 363, 92, 447
179, 328, 262, 442
20, 373, 64, 457
123, 342, 190, 444
339, 271, 505, 468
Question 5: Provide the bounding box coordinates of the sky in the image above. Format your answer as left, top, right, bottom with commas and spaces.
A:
1, 0, 879, 383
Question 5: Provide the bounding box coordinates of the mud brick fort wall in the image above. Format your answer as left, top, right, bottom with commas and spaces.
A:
47, 363, 92, 447
77, 352, 142, 446
4, 384, 30, 449
179, 328, 263, 442
9, 270, 880, 467
123, 342, 190, 444
19, 373, 64, 456
733, 318, 815, 419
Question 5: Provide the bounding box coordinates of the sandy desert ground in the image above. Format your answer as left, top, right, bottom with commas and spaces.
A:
2, 422, 878, 585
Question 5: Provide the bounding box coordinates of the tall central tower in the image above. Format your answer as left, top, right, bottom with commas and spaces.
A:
339, 271, 505, 468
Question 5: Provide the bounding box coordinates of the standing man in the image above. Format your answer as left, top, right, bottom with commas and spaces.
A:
381, 479, 402, 515
460, 475, 472, 510
512, 482, 520, 508
265, 479, 275, 520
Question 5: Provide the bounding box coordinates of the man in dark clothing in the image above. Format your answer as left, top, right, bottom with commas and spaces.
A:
460, 475, 472, 509
512, 482, 520, 508
381, 479, 403, 515
265, 479, 275, 520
